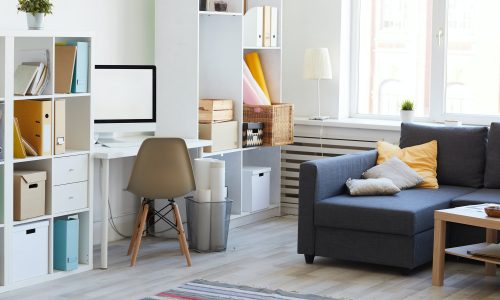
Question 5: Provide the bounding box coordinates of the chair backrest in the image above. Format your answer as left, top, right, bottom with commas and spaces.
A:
127, 138, 196, 199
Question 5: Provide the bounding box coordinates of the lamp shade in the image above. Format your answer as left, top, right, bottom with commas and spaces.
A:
303, 48, 332, 80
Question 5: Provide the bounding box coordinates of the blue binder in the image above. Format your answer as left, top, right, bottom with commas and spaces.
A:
54, 218, 79, 271
68, 41, 89, 93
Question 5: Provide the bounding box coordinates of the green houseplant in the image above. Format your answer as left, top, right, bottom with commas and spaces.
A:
17, 0, 53, 30
400, 99, 415, 123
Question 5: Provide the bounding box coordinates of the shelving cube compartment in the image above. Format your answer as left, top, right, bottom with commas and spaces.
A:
242, 166, 271, 212
53, 218, 79, 271
11, 220, 49, 282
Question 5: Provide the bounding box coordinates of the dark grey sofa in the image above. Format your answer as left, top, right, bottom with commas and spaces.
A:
298, 122, 500, 271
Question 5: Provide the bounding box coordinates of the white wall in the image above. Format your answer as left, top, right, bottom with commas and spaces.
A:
282, 0, 342, 118
0, 0, 155, 244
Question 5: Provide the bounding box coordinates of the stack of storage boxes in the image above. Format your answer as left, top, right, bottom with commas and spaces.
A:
199, 99, 238, 153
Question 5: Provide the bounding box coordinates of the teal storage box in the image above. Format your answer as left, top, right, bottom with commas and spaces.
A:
54, 218, 79, 271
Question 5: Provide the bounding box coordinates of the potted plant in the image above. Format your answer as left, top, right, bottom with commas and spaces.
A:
17, 0, 53, 30
400, 99, 415, 123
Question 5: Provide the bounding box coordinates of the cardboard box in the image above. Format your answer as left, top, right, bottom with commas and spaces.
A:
199, 121, 238, 153
14, 170, 47, 221
199, 99, 233, 111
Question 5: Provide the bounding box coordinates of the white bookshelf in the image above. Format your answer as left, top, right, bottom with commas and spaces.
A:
0, 32, 93, 292
156, 0, 283, 221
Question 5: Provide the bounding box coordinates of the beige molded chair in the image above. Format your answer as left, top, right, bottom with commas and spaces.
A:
126, 138, 194, 267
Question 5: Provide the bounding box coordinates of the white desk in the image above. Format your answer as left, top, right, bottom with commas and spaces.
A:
92, 138, 211, 269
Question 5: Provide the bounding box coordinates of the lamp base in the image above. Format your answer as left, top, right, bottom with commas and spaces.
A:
309, 115, 330, 121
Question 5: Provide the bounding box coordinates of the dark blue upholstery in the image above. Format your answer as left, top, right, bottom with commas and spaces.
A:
400, 123, 488, 188
315, 186, 475, 236
484, 123, 500, 188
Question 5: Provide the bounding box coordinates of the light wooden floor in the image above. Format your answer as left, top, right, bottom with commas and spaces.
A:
2, 216, 500, 300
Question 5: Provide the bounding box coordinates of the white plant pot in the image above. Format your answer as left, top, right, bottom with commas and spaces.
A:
400, 110, 415, 123
27, 13, 45, 30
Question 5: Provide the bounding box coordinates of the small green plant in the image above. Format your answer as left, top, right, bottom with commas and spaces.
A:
401, 99, 414, 111
17, 0, 53, 15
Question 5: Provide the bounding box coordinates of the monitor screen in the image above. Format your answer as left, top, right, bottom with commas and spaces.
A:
93, 65, 156, 123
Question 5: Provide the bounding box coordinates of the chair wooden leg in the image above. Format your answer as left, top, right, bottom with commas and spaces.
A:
127, 202, 145, 256
172, 203, 192, 267
130, 202, 149, 267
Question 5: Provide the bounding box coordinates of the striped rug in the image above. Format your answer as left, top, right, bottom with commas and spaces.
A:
141, 279, 339, 300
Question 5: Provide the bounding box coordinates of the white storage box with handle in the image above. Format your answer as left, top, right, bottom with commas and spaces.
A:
12, 220, 49, 282
242, 166, 271, 212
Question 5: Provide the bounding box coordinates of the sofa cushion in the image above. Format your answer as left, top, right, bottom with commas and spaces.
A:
315, 185, 475, 236
485, 123, 500, 188
451, 189, 500, 207
399, 123, 488, 188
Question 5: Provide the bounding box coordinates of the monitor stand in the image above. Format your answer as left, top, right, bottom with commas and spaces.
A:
96, 132, 145, 148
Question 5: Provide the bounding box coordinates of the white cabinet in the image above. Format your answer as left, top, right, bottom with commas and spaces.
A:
52, 182, 88, 215
53, 155, 89, 185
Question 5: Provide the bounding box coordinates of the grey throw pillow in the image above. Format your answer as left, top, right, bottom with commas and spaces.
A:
363, 157, 423, 190
346, 178, 400, 196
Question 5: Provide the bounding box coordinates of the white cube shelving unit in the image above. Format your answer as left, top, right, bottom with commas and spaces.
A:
0, 31, 93, 292
156, 0, 283, 226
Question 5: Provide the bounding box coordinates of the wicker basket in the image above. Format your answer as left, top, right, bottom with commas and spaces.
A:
243, 103, 294, 146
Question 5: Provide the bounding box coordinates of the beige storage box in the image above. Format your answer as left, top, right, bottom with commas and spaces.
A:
199, 121, 238, 153
14, 171, 47, 221
199, 99, 234, 123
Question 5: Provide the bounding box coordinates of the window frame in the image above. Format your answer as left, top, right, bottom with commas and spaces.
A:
348, 0, 500, 125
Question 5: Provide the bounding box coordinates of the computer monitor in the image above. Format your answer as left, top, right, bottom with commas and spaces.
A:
93, 65, 156, 138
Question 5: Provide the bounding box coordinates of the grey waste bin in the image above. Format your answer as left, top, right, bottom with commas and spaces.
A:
185, 197, 232, 252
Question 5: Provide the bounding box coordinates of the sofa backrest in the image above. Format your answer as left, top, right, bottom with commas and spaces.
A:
484, 123, 500, 188
399, 123, 488, 188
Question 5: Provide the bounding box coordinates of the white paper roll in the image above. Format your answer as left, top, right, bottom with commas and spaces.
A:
194, 158, 215, 198
197, 189, 211, 203
210, 160, 225, 203
196, 202, 211, 251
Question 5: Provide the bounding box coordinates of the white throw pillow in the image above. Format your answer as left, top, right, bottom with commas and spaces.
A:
346, 178, 400, 196
363, 157, 423, 190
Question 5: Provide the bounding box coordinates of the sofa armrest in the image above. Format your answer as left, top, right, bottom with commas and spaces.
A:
297, 150, 378, 255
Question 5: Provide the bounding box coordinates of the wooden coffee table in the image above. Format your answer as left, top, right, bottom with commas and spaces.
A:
432, 204, 499, 286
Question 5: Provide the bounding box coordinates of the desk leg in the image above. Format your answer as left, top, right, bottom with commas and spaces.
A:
486, 229, 497, 276
432, 219, 446, 286
101, 159, 110, 269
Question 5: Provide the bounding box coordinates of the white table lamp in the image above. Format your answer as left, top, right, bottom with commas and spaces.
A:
303, 48, 332, 120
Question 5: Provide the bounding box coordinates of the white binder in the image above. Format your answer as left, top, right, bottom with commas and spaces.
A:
271, 7, 279, 47
244, 7, 263, 47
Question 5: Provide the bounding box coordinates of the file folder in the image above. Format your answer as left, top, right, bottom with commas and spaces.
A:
263, 6, 272, 47
55, 45, 77, 94
14, 100, 52, 156
54, 218, 79, 271
271, 7, 278, 47
68, 42, 89, 93
54, 99, 66, 155
244, 7, 263, 47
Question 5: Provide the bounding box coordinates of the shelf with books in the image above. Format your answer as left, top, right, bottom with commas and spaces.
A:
13, 95, 52, 101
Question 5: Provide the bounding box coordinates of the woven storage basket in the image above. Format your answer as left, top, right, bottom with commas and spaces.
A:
243, 104, 294, 146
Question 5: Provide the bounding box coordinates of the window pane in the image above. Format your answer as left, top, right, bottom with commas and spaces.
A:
445, 0, 500, 115
357, 0, 432, 116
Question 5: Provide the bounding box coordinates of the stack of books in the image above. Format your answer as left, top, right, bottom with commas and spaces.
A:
14, 62, 49, 96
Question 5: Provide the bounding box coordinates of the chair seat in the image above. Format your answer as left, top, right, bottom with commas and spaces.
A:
315, 186, 475, 236
451, 189, 500, 207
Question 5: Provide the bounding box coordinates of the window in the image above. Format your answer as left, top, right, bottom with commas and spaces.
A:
351, 0, 500, 123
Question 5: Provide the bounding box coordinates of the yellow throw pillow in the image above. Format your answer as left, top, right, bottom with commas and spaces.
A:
376, 140, 438, 189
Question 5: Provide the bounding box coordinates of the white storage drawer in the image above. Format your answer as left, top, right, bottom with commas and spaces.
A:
242, 166, 271, 212
52, 181, 88, 214
12, 220, 49, 282
53, 155, 88, 185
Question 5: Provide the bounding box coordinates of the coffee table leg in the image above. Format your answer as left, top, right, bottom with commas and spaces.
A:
432, 219, 446, 286
485, 229, 497, 276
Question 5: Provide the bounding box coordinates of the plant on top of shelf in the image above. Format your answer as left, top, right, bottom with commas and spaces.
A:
400, 99, 415, 123
17, 0, 53, 30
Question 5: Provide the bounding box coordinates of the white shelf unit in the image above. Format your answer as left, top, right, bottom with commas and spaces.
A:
0, 32, 93, 292
156, 0, 283, 220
